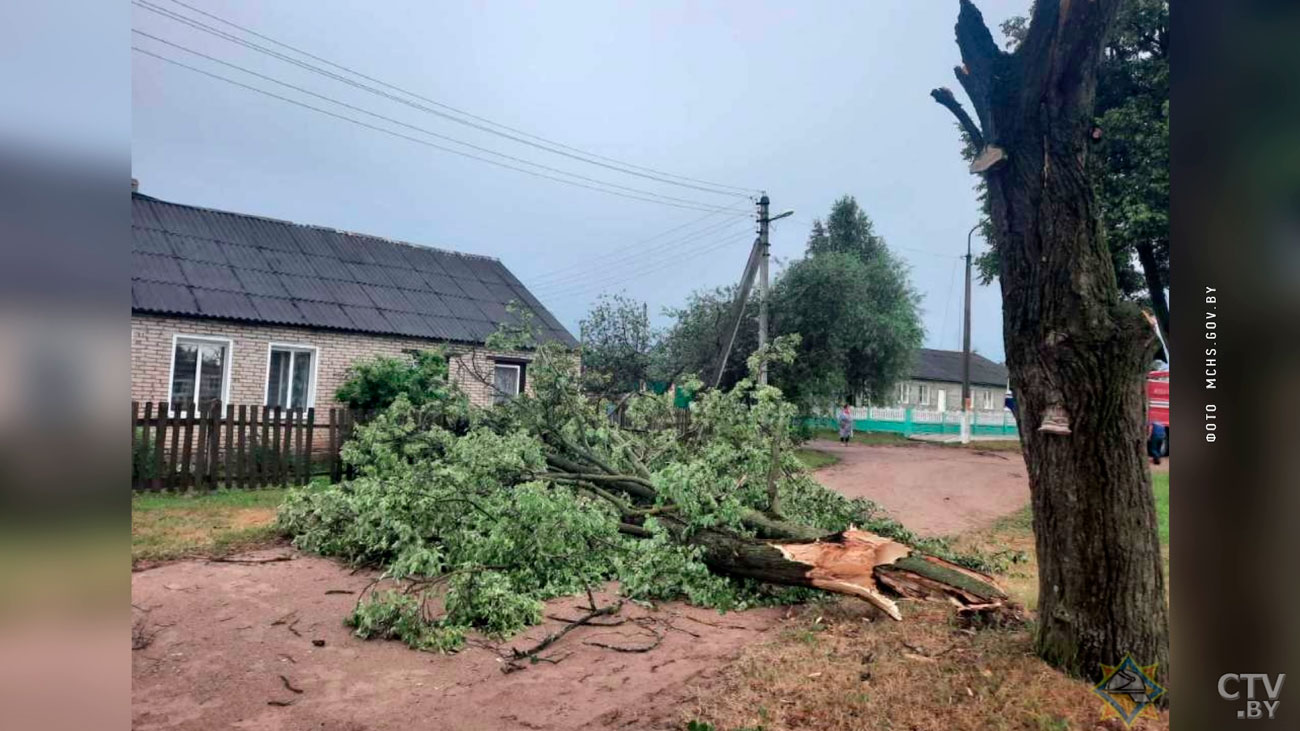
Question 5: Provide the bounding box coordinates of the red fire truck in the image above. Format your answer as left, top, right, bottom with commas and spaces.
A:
1148, 369, 1169, 455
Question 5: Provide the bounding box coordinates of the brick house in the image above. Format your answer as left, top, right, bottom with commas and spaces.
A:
131, 192, 576, 414
892, 348, 1009, 412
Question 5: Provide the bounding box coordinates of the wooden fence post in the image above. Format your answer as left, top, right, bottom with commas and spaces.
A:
131, 401, 141, 491
303, 407, 315, 484
236, 405, 247, 489
152, 401, 167, 492
196, 402, 212, 493
259, 405, 270, 489
223, 403, 234, 489
328, 408, 339, 483
180, 405, 196, 492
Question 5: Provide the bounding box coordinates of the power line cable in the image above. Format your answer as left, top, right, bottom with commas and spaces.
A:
527, 207, 748, 284
938, 256, 959, 353
132, 33, 747, 214
132, 46, 746, 215
528, 217, 751, 291
540, 230, 755, 301
141, 0, 756, 197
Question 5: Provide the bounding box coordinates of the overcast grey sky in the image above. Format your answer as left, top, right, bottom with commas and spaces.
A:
131, 0, 1029, 362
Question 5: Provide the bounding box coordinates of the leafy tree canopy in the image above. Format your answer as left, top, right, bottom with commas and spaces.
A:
657, 196, 922, 413
578, 293, 656, 395
772, 250, 922, 411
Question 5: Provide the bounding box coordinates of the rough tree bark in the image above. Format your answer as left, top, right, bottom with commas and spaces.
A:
931, 0, 1169, 682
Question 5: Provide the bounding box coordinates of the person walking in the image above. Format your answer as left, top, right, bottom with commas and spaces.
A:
837, 403, 854, 445
1147, 419, 1167, 465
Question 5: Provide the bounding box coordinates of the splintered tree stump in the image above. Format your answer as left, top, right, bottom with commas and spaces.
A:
649, 522, 1007, 621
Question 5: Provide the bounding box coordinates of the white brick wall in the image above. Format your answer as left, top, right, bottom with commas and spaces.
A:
131, 313, 538, 410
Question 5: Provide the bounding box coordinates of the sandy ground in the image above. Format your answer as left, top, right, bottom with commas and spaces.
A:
131, 550, 781, 731
806, 440, 1030, 537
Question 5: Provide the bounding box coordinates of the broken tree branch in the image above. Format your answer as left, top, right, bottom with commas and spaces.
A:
930, 87, 985, 150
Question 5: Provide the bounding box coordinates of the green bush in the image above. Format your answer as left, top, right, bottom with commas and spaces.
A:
132, 427, 156, 481
335, 349, 455, 411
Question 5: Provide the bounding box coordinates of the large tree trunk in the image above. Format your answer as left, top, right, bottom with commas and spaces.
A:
932, 0, 1169, 683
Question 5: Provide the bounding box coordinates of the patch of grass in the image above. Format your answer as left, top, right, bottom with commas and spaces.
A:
678, 598, 1168, 731
681, 476, 1174, 731
810, 428, 1023, 452
1152, 472, 1169, 544
811, 428, 912, 447
131, 479, 325, 564
794, 448, 839, 470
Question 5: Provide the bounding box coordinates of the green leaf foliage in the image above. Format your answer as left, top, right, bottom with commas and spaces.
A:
578, 293, 656, 395
334, 349, 456, 411
657, 196, 922, 413
280, 325, 998, 653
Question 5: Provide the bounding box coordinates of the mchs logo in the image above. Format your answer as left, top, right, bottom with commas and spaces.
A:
1219, 673, 1286, 720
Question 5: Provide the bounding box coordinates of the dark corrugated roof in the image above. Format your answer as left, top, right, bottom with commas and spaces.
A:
131, 193, 576, 346
910, 348, 1008, 388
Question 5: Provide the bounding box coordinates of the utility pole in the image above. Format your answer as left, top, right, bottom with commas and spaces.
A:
714, 194, 792, 390
960, 223, 977, 444
754, 194, 794, 387
756, 195, 771, 385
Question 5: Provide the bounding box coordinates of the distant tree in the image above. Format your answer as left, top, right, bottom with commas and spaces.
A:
655, 285, 757, 391
658, 197, 921, 411
771, 250, 921, 411
806, 196, 885, 262
578, 294, 655, 395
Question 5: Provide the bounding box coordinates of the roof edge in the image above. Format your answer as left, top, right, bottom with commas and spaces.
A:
133, 192, 502, 264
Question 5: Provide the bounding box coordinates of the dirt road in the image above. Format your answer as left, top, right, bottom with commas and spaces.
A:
132, 551, 781, 730
807, 440, 1030, 537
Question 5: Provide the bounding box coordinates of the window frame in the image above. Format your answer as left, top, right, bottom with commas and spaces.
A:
917, 383, 931, 407
264, 342, 319, 411
491, 360, 524, 405
167, 333, 233, 416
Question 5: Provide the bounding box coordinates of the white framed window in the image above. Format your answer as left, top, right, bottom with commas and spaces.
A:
265, 343, 318, 410
169, 335, 232, 414
917, 384, 931, 406
980, 390, 994, 410
492, 362, 523, 405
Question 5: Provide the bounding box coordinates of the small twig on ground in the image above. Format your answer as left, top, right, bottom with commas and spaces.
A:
209, 555, 294, 564
132, 617, 159, 651
583, 627, 663, 653
324, 589, 355, 595
267, 699, 296, 707
278, 675, 304, 694
271, 611, 298, 627
678, 614, 752, 631
546, 613, 628, 627
508, 600, 624, 661
287, 620, 303, 638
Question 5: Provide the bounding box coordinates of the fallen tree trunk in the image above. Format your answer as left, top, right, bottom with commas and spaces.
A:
631, 519, 1007, 621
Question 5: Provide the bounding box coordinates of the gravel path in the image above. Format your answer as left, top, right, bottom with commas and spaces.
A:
807, 440, 1031, 537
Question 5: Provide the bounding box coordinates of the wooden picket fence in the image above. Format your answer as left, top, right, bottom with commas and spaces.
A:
130, 401, 362, 492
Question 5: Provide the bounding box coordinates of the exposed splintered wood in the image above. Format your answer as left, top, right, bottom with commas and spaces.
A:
659, 523, 1007, 622
775, 529, 911, 620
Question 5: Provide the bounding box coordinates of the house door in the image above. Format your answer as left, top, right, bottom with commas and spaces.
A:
936, 390, 947, 412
